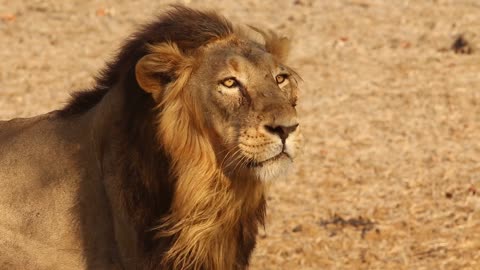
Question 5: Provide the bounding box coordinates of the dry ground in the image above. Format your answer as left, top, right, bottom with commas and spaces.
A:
1, 0, 479, 269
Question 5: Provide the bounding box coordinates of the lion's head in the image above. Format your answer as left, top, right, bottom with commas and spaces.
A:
135, 14, 302, 183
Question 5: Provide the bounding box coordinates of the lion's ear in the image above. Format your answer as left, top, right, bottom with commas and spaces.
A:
267, 35, 290, 62
135, 43, 190, 101
249, 26, 290, 62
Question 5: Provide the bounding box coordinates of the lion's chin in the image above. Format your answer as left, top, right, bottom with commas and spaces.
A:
249, 153, 293, 182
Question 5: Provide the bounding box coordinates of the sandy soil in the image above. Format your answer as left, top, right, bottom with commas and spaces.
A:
1, 0, 479, 269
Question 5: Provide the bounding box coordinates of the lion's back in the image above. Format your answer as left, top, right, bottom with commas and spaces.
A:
0, 112, 96, 269
0, 112, 76, 191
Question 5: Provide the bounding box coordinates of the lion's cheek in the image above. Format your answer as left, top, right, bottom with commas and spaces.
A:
284, 130, 303, 159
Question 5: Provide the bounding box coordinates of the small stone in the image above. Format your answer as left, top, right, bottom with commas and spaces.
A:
451, 35, 473, 54
292, 224, 303, 233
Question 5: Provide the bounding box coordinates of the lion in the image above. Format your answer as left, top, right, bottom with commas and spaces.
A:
0, 6, 302, 270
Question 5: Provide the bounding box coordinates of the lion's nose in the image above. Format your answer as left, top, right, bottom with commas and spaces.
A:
264, 123, 299, 143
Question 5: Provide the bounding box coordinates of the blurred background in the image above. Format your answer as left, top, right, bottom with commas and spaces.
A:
1, 0, 479, 269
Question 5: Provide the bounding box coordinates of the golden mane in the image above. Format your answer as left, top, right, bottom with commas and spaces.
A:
140, 39, 266, 270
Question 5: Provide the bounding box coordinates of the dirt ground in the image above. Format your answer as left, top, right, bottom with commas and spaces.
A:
1, 0, 479, 269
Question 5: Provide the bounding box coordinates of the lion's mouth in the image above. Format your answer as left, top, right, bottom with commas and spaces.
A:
247, 152, 291, 168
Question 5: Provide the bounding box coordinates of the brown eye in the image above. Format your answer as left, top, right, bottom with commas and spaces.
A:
221, 78, 238, 88
276, 74, 288, 84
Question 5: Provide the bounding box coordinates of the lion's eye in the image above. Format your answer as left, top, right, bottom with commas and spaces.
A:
221, 78, 239, 88
276, 74, 288, 84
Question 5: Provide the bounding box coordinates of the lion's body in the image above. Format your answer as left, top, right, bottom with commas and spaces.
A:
0, 6, 301, 270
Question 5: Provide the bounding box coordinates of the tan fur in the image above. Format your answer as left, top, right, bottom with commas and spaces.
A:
0, 6, 302, 270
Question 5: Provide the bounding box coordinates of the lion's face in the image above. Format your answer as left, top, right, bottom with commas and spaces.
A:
191, 40, 302, 181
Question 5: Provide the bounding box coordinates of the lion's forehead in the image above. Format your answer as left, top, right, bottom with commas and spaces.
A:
203, 41, 277, 73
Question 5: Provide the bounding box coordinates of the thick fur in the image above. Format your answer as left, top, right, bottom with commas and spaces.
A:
0, 6, 301, 270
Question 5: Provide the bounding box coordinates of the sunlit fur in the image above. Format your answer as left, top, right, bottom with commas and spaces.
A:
139, 38, 301, 269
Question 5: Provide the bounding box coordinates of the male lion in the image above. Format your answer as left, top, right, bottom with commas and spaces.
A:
0, 6, 302, 270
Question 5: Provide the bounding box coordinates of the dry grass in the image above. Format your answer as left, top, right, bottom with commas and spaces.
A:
1, 0, 479, 269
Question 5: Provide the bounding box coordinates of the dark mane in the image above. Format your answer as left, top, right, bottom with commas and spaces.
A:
59, 5, 233, 116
